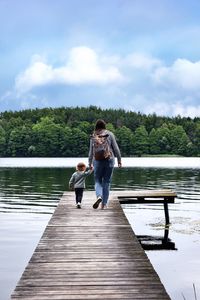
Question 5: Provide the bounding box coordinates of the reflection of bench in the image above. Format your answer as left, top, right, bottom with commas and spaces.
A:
137, 233, 176, 250
118, 189, 177, 224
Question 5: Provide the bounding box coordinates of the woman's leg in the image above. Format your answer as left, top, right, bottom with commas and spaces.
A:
102, 159, 114, 205
93, 160, 104, 198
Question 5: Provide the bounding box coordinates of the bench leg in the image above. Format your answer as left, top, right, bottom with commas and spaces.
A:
163, 202, 170, 224
163, 226, 169, 242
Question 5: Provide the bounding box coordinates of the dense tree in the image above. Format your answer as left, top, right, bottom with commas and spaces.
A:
153, 124, 170, 154
115, 126, 134, 156
7, 125, 32, 156
61, 127, 73, 156
169, 125, 191, 156
77, 121, 93, 135
0, 106, 199, 157
149, 128, 160, 154
106, 123, 116, 133
0, 126, 6, 156
69, 128, 89, 157
32, 117, 66, 156
133, 125, 149, 156
193, 122, 200, 156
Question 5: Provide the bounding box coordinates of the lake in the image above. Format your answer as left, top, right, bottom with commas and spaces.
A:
1, 157, 200, 300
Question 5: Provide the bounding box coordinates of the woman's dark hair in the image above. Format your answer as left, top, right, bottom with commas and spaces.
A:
95, 119, 106, 130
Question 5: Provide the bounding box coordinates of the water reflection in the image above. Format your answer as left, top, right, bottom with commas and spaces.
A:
112, 167, 200, 192
1, 167, 200, 214
0, 168, 68, 214
137, 226, 177, 251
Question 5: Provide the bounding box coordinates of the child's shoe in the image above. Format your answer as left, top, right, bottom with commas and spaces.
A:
77, 202, 81, 209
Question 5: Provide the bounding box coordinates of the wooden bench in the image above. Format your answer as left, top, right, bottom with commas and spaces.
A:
118, 189, 177, 224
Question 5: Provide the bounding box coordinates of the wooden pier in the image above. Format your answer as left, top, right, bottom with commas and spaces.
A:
11, 190, 173, 300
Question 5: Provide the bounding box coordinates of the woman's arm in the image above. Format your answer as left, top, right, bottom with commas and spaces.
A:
88, 137, 94, 168
110, 131, 122, 167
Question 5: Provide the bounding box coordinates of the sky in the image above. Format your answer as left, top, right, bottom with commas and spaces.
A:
1, 0, 200, 117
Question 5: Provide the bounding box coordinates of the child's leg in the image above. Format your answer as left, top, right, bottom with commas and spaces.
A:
75, 188, 84, 203
75, 189, 79, 204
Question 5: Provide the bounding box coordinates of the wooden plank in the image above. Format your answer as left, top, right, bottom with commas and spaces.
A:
11, 191, 171, 300
119, 199, 174, 203
117, 189, 177, 198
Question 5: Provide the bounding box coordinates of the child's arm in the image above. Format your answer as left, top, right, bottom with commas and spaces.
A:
84, 167, 93, 177
69, 173, 75, 190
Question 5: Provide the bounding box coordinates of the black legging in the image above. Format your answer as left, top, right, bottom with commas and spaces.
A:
75, 188, 84, 204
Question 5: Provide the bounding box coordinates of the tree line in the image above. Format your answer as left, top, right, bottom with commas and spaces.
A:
0, 106, 200, 157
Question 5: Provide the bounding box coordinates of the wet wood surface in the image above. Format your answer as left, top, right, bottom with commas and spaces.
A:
11, 191, 171, 299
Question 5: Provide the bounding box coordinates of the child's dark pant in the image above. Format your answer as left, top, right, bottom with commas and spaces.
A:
75, 188, 84, 203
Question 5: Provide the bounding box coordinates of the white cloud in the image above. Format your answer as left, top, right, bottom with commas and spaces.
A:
124, 52, 162, 70
153, 58, 200, 90
15, 61, 54, 94
15, 46, 123, 94
11, 48, 200, 118
172, 103, 200, 117
144, 101, 200, 118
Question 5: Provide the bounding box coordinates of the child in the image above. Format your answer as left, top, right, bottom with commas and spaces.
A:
69, 162, 93, 208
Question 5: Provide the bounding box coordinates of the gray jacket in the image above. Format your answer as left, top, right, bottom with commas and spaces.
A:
88, 129, 121, 166
69, 169, 92, 189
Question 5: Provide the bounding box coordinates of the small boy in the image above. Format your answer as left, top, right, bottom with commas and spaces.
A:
69, 162, 93, 208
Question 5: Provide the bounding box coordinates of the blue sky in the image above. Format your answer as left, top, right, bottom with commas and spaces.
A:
1, 0, 200, 117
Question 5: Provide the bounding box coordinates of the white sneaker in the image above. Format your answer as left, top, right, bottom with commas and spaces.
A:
77, 202, 81, 209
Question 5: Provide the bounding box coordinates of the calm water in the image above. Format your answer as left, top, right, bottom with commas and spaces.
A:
1, 158, 200, 300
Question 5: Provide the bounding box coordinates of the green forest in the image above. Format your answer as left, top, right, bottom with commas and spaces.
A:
0, 106, 200, 157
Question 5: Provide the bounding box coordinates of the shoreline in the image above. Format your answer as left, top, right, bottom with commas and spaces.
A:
0, 157, 200, 169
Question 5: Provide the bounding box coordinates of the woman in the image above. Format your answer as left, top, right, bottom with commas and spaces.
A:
88, 119, 122, 209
